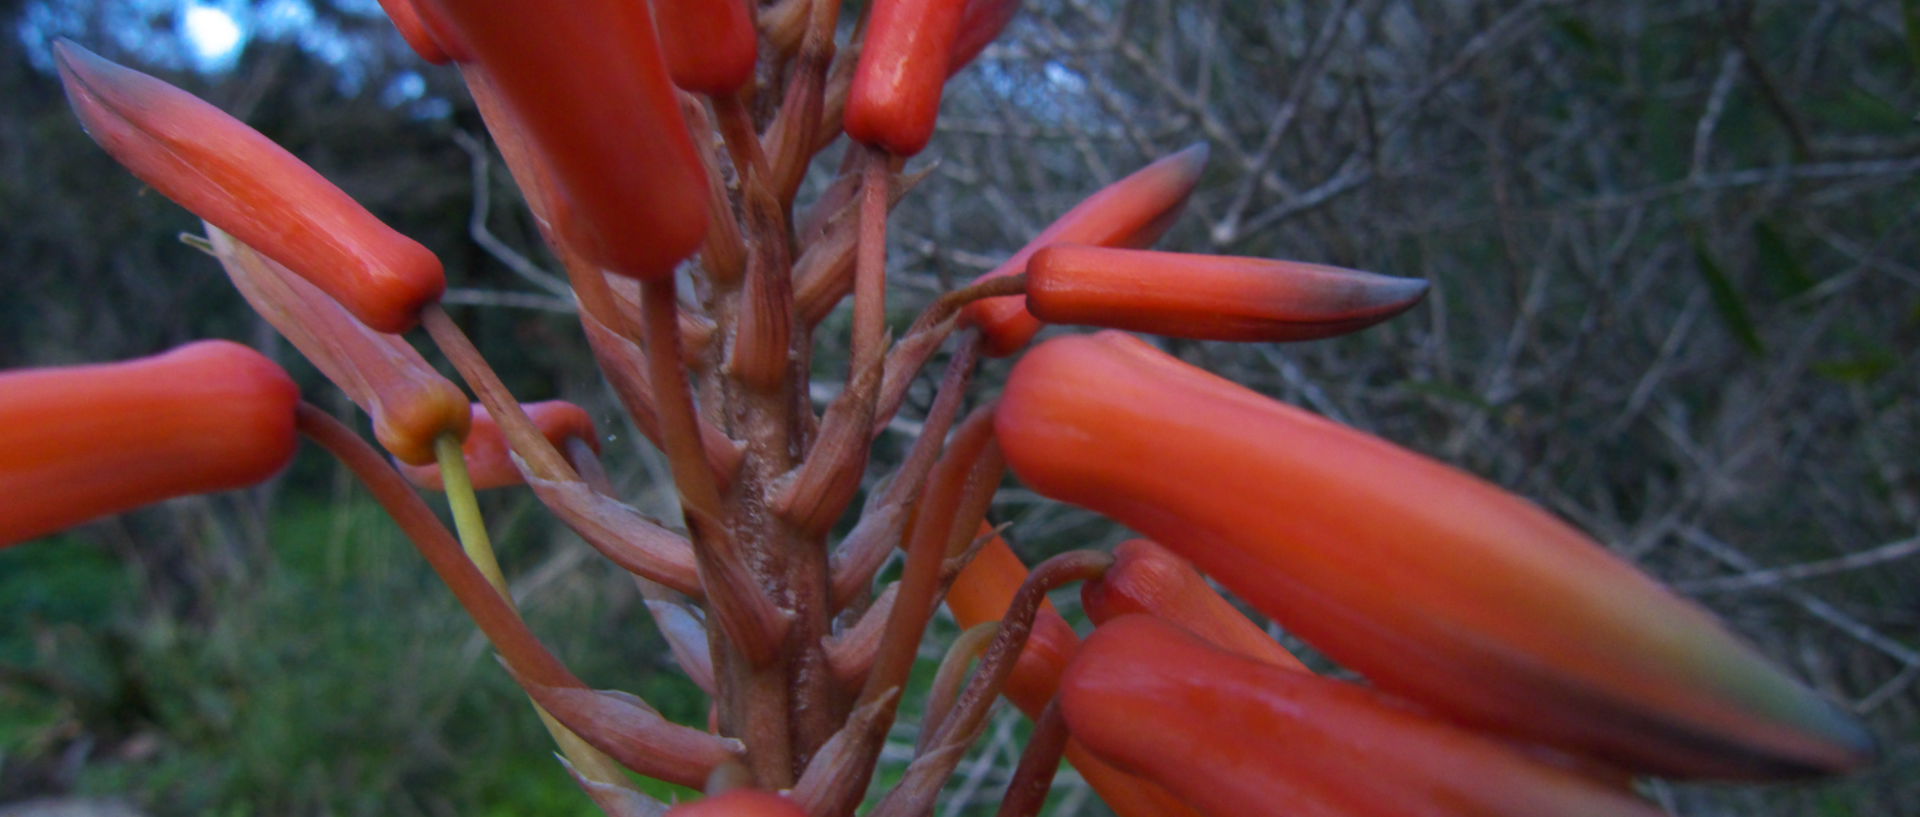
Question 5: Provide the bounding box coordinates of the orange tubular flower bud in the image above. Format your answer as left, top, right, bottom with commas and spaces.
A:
418, 0, 708, 281
1083, 539, 1307, 671
1062, 616, 1669, 817
652, 0, 758, 96
1026, 245, 1429, 343
664, 789, 807, 817
963, 145, 1209, 356
402, 401, 597, 491
946, 0, 1020, 76
53, 41, 444, 333
945, 527, 1207, 817
996, 332, 1875, 780
0, 342, 298, 549
374, 0, 452, 64
845, 0, 969, 156
208, 228, 469, 467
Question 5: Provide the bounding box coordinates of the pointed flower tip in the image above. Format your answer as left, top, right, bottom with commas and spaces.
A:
1024, 246, 1427, 343
1169, 141, 1210, 175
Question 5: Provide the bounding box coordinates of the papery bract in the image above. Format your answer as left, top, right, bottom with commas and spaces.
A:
846, 0, 969, 156
1027, 245, 1429, 342
1062, 616, 1668, 817
652, 0, 758, 95
963, 145, 1208, 356
1082, 538, 1306, 670
996, 331, 1875, 779
53, 40, 444, 333
417, 0, 707, 281
0, 341, 298, 548
403, 401, 598, 491
208, 227, 469, 466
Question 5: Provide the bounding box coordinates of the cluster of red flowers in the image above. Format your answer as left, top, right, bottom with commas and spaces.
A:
2, 1, 1873, 815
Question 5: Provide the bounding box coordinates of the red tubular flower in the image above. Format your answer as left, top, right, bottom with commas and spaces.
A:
652, 0, 758, 96
208, 228, 469, 467
374, 0, 453, 64
402, 401, 597, 491
1082, 539, 1307, 671
53, 40, 444, 333
962, 145, 1209, 356
417, 0, 708, 281
0, 342, 298, 549
996, 331, 1876, 780
846, 0, 970, 156
1026, 245, 1429, 342
1062, 616, 1668, 817
946, 0, 1021, 76
945, 527, 1208, 817
664, 789, 807, 816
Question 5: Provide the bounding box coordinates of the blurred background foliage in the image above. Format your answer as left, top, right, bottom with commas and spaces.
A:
1, 0, 1917, 814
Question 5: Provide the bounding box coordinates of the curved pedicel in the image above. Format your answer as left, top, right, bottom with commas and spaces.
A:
944, 527, 1208, 817
0, 342, 298, 548
53, 40, 444, 333
996, 331, 1875, 780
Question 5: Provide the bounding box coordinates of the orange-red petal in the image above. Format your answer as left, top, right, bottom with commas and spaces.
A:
963, 145, 1208, 356
208, 227, 468, 466
1027, 245, 1428, 342
54, 40, 444, 333
417, 0, 707, 280
1062, 616, 1668, 817
0, 342, 298, 548
402, 401, 597, 491
997, 331, 1875, 779
846, 0, 970, 156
